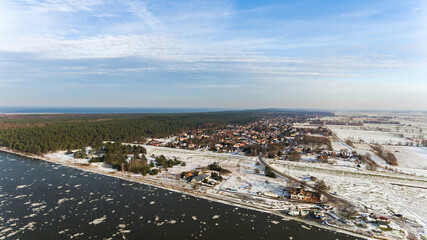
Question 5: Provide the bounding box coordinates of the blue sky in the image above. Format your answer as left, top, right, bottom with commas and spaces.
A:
0, 0, 426, 110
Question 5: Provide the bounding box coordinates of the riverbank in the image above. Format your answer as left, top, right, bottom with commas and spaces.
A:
0, 147, 370, 239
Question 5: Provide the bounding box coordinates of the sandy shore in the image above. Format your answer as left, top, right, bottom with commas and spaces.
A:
0, 147, 371, 239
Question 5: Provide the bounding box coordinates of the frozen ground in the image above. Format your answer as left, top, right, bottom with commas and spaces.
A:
265, 158, 427, 239
328, 125, 412, 145
46, 151, 89, 165
363, 123, 426, 140
352, 143, 389, 166
328, 121, 427, 177
381, 146, 427, 170
143, 145, 291, 200
331, 141, 352, 152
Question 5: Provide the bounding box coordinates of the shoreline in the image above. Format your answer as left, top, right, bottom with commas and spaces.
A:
0, 147, 371, 240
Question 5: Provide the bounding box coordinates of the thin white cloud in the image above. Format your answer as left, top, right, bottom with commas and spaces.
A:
22, 0, 104, 12
125, 1, 163, 30
95, 13, 115, 18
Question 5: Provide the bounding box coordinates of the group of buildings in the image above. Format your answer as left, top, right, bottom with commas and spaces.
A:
146, 118, 333, 160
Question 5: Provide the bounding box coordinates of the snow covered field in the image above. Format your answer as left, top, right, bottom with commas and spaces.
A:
265, 158, 427, 239
327, 117, 427, 178
46, 151, 90, 165
331, 141, 352, 152
363, 123, 426, 140
381, 146, 427, 170
143, 146, 291, 200
352, 143, 389, 166
328, 125, 412, 145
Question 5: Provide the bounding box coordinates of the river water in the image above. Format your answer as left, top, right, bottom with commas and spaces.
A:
0, 152, 360, 240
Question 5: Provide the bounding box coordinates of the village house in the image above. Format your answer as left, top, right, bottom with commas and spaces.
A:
318, 154, 328, 161
191, 173, 210, 183
288, 188, 322, 203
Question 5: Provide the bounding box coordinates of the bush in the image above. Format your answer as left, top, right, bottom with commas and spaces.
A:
315, 180, 329, 194
288, 151, 301, 162
264, 166, 276, 178
155, 155, 181, 168
371, 144, 398, 166
345, 139, 355, 148
126, 158, 148, 173
89, 157, 102, 163
207, 162, 232, 174
366, 162, 377, 171
208, 162, 222, 172
73, 149, 87, 159
210, 172, 223, 181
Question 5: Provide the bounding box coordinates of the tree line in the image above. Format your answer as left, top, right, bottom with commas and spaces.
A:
0, 112, 259, 154
371, 144, 398, 166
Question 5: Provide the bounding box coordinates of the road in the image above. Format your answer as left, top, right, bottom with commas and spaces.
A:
257, 155, 354, 209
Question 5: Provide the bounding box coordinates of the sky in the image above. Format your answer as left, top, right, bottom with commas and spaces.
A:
0, 0, 426, 111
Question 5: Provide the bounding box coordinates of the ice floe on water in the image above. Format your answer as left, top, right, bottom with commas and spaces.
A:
23, 213, 36, 219
57, 198, 69, 204
89, 216, 107, 225
30, 202, 44, 207
70, 232, 84, 238
20, 222, 36, 231
14, 195, 27, 199
301, 224, 311, 230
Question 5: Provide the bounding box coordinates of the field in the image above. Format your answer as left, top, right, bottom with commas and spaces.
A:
381, 146, 427, 170
265, 158, 427, 239
328, 125, 413, 145
314, 112, 427, 238
142, 146, 293, 203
